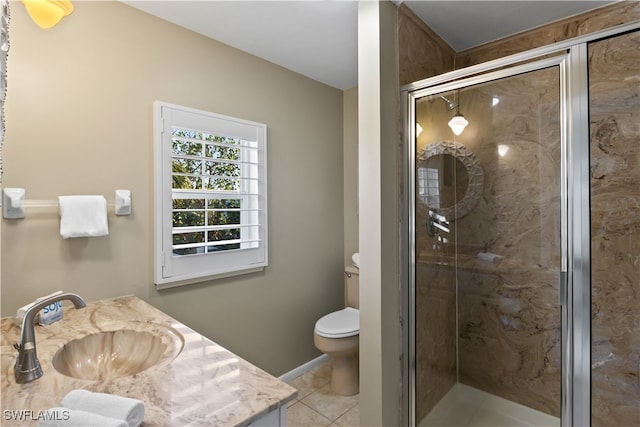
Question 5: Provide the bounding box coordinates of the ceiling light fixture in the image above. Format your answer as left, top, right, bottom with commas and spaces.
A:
441, 94, 469, 136
448, 114, 469, 136
22, 0, 74, 29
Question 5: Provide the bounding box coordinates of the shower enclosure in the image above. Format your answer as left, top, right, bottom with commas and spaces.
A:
403, 23, 639, 427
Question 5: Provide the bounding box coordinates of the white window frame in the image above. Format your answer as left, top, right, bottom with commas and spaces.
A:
153, 101, 268, 288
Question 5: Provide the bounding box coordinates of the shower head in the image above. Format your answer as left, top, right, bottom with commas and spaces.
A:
440, 95, 458, 111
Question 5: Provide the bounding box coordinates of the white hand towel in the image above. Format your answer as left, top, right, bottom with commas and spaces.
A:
61, 389, 145, 427
58, 196, 109, 239
39, 407, 127, 427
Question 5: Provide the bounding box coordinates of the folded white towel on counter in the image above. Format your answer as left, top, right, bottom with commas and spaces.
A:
39, 407, 127, 427
61, 389, 145, 427
58, 195, 109, 239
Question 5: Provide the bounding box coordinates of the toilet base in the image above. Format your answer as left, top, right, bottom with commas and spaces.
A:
329, 353, 359, 396
314, 333, 359, 396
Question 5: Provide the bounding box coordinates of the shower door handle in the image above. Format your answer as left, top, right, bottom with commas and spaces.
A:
559, 270, 568, 306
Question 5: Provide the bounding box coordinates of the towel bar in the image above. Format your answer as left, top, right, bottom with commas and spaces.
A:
2, 188, 132, 219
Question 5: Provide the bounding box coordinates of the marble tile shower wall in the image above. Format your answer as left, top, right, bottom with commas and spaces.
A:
589, 30, 640, 427
455, 2, 640, 67
415, 263, 456, 422
455, 67, 562, 417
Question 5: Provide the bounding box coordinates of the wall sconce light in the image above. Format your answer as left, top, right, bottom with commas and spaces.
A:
22, 0, 74, 29
440, 95, 469, 136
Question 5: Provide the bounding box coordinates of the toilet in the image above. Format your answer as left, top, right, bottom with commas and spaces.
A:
313, 265, 360, 396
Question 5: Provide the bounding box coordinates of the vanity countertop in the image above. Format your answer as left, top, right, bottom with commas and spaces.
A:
0, 296, 297, 426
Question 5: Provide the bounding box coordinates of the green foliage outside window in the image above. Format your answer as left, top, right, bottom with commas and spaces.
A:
170, 128, 244, 255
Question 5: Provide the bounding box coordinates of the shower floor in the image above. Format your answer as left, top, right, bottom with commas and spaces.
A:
418, 383, 560, 427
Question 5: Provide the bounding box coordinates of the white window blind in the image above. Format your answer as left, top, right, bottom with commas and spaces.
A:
154, 102, 267, 288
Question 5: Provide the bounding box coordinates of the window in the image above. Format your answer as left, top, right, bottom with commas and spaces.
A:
154, 102, 267, 288
417, 166, 440, 208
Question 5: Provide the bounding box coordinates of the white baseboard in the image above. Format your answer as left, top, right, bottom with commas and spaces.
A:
279, 354, 330, 383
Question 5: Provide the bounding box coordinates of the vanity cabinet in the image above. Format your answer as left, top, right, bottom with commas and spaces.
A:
248, 406, 287, 426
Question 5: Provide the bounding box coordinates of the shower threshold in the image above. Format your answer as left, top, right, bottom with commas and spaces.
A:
418, 384, 560, 427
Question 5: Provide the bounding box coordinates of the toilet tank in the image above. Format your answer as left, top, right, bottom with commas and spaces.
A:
344, 265, 359, 309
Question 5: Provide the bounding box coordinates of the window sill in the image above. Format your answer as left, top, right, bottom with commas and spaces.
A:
155, 265, 265, 290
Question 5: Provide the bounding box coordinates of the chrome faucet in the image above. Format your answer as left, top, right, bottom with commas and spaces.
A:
14, 292, 86, 384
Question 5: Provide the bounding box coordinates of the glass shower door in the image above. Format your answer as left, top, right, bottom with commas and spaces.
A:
412, 63, 563, 426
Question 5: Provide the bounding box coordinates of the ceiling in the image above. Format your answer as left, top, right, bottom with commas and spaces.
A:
122, 1, 614, 90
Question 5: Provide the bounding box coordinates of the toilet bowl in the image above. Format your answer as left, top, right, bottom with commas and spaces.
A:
313, 265, 360, 396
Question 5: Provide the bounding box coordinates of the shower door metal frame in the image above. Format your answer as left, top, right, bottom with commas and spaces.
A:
405, 54, 571, 427
402, 20, 640, 427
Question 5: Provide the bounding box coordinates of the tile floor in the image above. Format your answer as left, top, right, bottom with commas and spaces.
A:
286, 361, 360, 426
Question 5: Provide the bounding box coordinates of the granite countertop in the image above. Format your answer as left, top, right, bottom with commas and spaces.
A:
1, 296, 297, 426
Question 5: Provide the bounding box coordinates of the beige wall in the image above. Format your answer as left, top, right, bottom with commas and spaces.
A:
343, 87, 358, 266
358, 1, 402, 425
2, 1, 346, 376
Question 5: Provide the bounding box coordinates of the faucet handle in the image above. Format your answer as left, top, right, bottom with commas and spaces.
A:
14, 292, 86, 384
13, 343, 21, 351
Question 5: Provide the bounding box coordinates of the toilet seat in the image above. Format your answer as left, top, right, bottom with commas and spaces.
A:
314, 307, 359, 338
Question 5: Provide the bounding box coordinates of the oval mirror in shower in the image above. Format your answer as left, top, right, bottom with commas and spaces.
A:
416, 140, 483, 220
